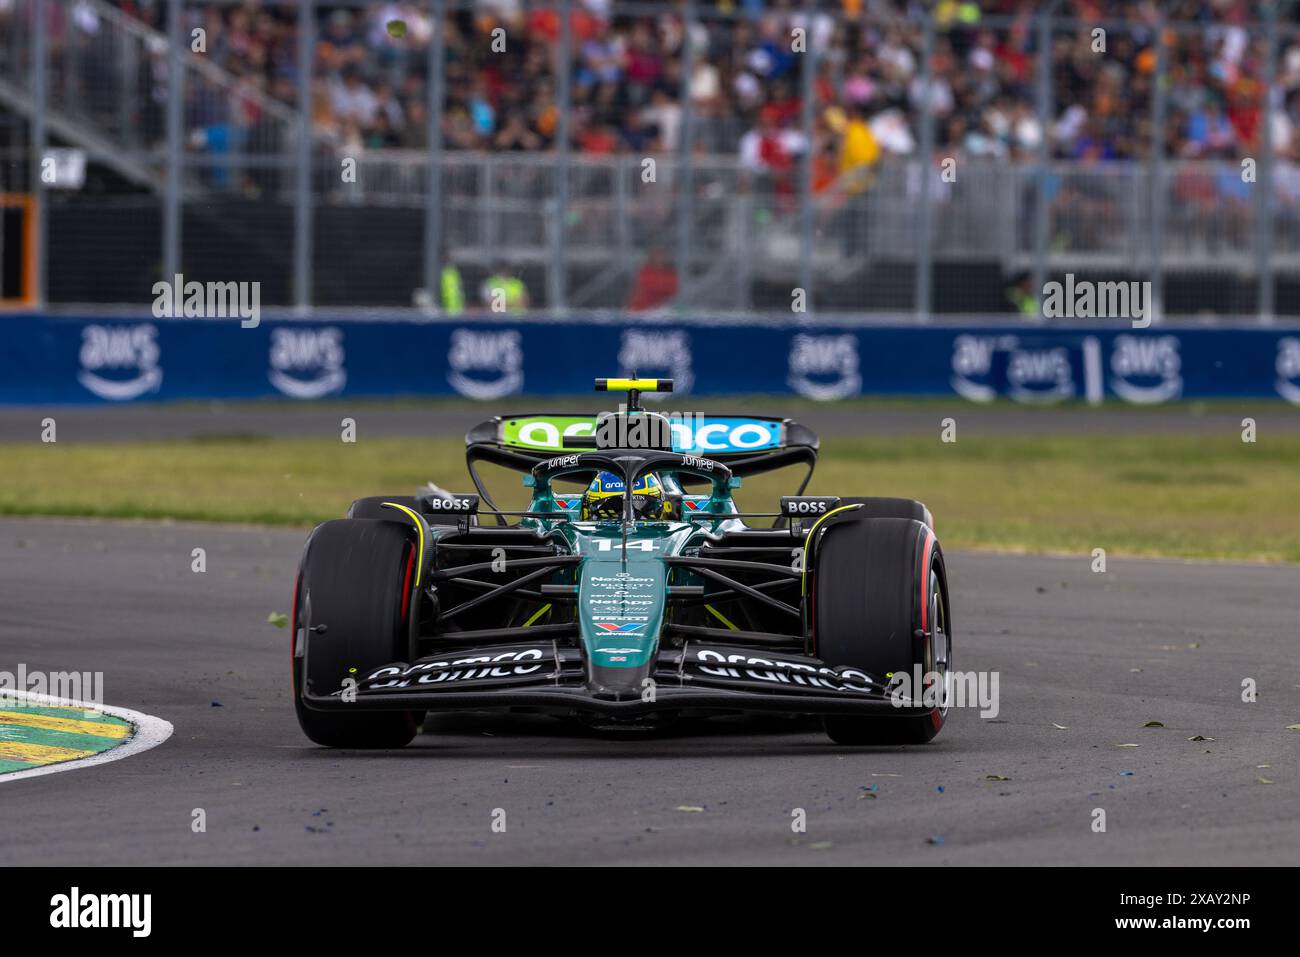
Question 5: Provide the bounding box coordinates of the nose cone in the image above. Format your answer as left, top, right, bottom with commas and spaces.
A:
579, 535, 667, 697
586, 660, 654, 700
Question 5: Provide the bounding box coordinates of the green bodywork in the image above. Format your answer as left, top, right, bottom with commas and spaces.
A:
418, 489, 737, 675
565, 522, 696, 669
520, 470, 738, 671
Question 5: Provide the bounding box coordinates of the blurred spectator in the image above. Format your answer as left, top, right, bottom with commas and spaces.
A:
439, 243, 466, 315
481, 262, 529, 312
839, 104, 882, 194
739, 103, 806, 205
626, 248, 678, 311
330, 67, 377, 128
641, 89, 682, 151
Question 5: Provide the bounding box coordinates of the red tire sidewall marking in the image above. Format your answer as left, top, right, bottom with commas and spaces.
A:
917, 527, 942, 730
399, 542, 416, 625
290, 570, 302, 693
918, 527, 935, 635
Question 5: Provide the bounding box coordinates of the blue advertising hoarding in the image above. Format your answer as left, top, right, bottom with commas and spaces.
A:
2, 313, 1299, 405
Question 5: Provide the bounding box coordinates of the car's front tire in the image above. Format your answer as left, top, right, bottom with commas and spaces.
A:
346, 495, 419, 521
811, 516, 951, 745
837, 496, 933, 529
292, 519, 423, 748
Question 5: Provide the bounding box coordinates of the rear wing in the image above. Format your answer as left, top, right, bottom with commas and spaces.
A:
464, 412, 820, 517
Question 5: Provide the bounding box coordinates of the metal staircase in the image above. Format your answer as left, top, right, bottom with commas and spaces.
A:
0, 0, 302, 196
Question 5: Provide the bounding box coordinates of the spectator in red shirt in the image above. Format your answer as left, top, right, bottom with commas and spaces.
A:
626, 248, 678, 311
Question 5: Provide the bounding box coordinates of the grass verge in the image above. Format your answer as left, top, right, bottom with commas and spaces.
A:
1, 433, 1296, 561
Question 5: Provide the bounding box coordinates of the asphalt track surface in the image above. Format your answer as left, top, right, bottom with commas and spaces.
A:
1, 517, 1296, 866
3, 398, 1300, 443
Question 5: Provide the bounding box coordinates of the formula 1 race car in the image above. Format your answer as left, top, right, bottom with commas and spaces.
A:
291, 378, 951, 747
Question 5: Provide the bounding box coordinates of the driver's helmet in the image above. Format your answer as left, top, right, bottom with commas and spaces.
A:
581, 471, 666, 521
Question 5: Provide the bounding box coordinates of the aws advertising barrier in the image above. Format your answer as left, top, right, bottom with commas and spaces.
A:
3, 313, 1300, 405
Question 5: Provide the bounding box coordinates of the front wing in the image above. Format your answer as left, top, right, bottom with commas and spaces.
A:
299, 640, 931, 719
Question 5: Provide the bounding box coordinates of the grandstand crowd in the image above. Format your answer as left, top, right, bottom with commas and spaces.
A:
97, 0, 1287, 173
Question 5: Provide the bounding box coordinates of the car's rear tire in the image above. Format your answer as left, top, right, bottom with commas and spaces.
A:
812, 516, 950, 745
292, 519, 423, 748
837, 496, 933, 529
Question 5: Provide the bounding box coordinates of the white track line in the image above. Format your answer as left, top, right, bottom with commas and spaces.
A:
0, 690, 173, 783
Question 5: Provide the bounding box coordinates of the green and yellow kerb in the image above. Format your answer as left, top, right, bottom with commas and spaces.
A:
0, 702, 132, 773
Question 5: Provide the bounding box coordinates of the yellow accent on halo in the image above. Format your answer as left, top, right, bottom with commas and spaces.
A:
382, 502, 425, 589
0, 710, 128, 739
704, 604, 739, 631
800, 504, 863, 596
522, 603, 553, 627
0, 740, 96, 766
601, 378, 664, 392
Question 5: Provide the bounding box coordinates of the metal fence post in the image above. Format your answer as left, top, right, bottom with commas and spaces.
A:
119, 27, 137, 151
30, 0, 47, 307
675, 0, 696, 312
293, 0, 315, 311
1149, 8, 1167, 323
737, 193, 753, 311
1031, 1, 1059, 322
913, 10, 935, 322
1256, 3, 1279, 324
162, 0, 183, 286
423, 0, 445, 310
551, 0, 572, 313
798, 0, 816, 315
616, 156, 630, 265
482, 161, 495, 255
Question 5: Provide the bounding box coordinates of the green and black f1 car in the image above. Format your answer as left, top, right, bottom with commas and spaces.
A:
292, 378, 951, 747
